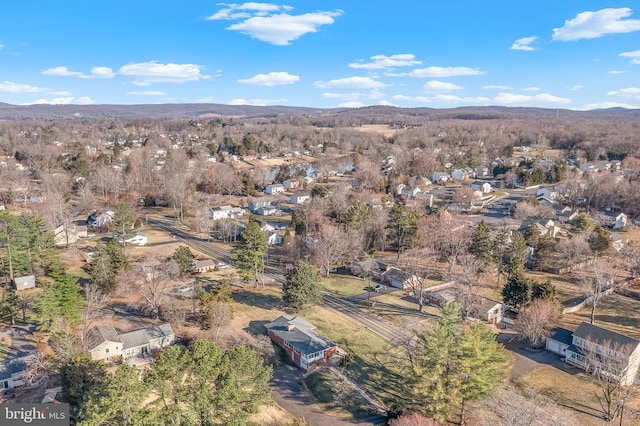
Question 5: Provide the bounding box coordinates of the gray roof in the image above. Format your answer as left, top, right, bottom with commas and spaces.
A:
0, 355, 31, 381
119, 323, 175, 350
382, 267, 413, 283
85, 325, 121, 350
574, 322, 640, 349
548, 327, 573, 345
475, 297, 502, 313
193, 259, 216, 269
265, 315, 336, 356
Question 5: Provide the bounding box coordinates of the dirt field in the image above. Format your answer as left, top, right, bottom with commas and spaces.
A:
352, 125, 398, 138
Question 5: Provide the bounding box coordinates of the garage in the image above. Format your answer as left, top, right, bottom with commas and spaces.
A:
545, 327, 573, 355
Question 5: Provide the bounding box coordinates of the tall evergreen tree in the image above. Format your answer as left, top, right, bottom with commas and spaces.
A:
502, 231, 527, 276
469, 221, 492, 264
172, 246, 195, 276
283, 260, 322, 312
501, 269, 531, 308
39, 266, 83, 329
0, 283, 19, 325
531, 279, 557, 301
411, 303, 508, 423
231, 221, 267, 284
387, 205, 418, 259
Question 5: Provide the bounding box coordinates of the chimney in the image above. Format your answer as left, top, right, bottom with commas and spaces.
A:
287, 322, 295, 331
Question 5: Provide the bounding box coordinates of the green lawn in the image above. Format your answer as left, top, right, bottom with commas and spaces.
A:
318, 275, 369, 297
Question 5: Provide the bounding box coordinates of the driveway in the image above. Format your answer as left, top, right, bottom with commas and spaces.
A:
0, 325, 36, 360
497, 332, 564, 379
270, 363, 386, 426
346, 285, 398, 303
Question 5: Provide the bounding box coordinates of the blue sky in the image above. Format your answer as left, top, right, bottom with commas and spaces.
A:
1, 1, 639, 110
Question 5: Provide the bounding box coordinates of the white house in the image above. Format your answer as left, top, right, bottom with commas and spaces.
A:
559, 322, 640, 386
87, 323, 176, 361
476, 166, 490, 177
13, 275, 36, 291
469, 181, 492, 194
54, 223, 88, 246
290, 194, 311, 204
267, 232, 283, 246
451, 169, 467, 181
123, 233, 147, 246
536, 187, 559, 200
283, 179, 300, 190
209, 205, 245, 221
265, 184, 285, 195
0, 355, 34, 391
594, 210, 628, 230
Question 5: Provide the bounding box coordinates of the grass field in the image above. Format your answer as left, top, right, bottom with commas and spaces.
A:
516, 364, 640, 425
303, 369, 376, 419
318, 275, 370, 298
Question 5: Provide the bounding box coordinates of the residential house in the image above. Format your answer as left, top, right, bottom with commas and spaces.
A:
87, 210, 114, 229
192, 259, 216, 273
432, 171, 450, 184
557, 207, 579, 223
87, 323, 176, 361
536, 187, 559, 200
255, 206, 278, 216
520, 218, 562, 238
425, 290, 456, 307
469, 298, 505, 324
248, 200, 273, 213
594, 210, 628, 230
209, 205, 245, 221
545, 327, 574, 357
290, 193, 311, 205
283, 179, 300, 190
348, 258, 387, 281
0, 355, 33, 391
123, 233, 147, 246
13, 275, 36, 291
560, 322, 640, 385
476, 166, 490, 177
265, 184, 285, 195
469, 181, 492, 194
267, 232, 283, 246
265, 315, 340, 371
381, 267, 420, 289
415, 192, 434, 208
54, 222, 88, 246
451, 168, 472, 181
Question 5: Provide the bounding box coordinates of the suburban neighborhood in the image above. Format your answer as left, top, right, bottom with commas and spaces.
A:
0, 103, 639, 425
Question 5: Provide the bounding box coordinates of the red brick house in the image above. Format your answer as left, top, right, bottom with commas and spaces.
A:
265, 316, 339, 371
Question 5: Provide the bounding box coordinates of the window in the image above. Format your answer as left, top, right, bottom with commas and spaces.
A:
105, 348, 109, 354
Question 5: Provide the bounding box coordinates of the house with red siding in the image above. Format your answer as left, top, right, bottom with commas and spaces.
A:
265, 315, 339, 371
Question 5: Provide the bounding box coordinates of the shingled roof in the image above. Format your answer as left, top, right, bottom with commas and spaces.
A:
574, 322, 640, 349
265, 316, 336, 356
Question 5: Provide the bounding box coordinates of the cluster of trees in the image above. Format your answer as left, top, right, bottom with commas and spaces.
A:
61, 340, 272, 425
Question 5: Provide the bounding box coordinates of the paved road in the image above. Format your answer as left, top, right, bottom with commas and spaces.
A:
147, 216, 413, 347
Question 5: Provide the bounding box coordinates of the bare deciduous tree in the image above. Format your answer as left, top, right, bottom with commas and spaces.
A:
136, 257, 176, 317
448, 254, 484, 319
516, 299, 561, 348
577, 258, 617, 324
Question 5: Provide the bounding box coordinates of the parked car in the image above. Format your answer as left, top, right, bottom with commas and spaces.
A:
178, 285, 193, 293
216, 262, 230, 269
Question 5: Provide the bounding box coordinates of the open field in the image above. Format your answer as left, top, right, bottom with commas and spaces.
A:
516, 364, 640, 425
353, 124, 398, 138
318, 275, 371, 297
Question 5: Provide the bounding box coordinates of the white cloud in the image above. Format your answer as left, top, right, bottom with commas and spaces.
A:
207, 2, 284, 20
321, 92, 363, 100
338, 101, 365, 108
127, 91, 168, 96
423, 80, 463, 92
607, 87, 640, 99
227, 11, 342, 45
27, 96, 96, 105
314, 76, 384, 89
494, 92, 571, 105
0, 81, 48, 93
238, 71, 299, 86
567, 85, 584, 91
42, 66, 87, 78
119, 61, 208, 84
393, 66, 485, 78
209, 4, 342, 45
349, 54, 422, 70
552, 8, 640, 41
0, 44, 4, 49
511, 36, 537, 51
91, 67, 115, 78
228, 97, 286, 106
391, 94, 488, 104
483, 85, 512, 90
523, 87, 540, 92
378, 100, 398, 107
578, 101, 638, 110
619, 50, 640, 64
42, 66, 114, 79
608, 70, 626, 74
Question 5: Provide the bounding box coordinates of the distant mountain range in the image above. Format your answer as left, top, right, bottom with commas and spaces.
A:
0, 102, 638, 120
